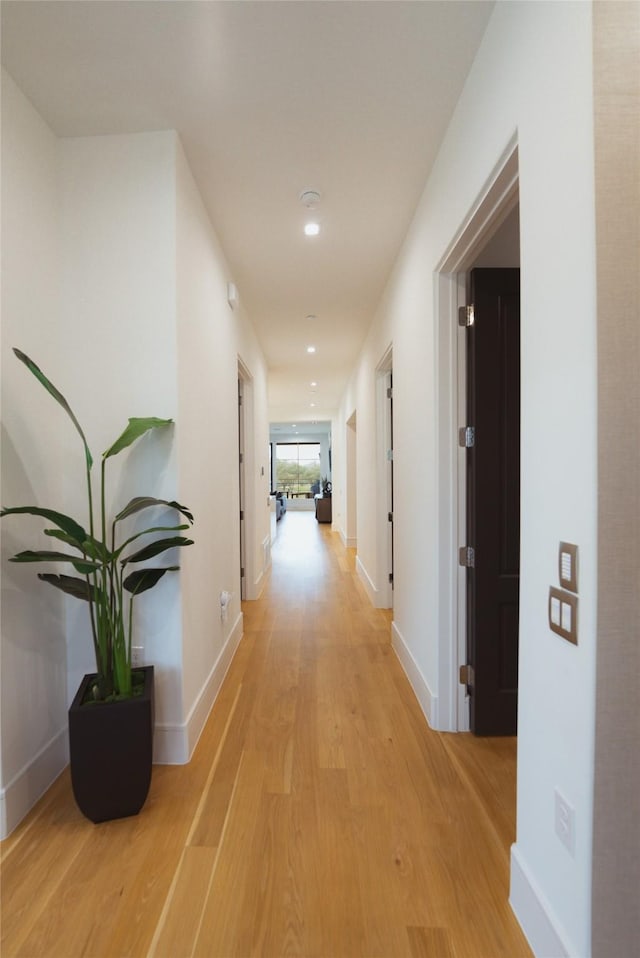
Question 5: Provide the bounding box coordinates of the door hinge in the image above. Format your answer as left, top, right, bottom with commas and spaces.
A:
387, 449, 393, 461
387, 386, 393, 399
240, 567, 245, 578
458, 426, 475, 448
388, 511, 393, 522
458, 304, 475, 327
458, 546, 475, 568
388, 572, 394, 584
239, 452, 244, 463
240, 510, 244, 521
459, 664, 475, 689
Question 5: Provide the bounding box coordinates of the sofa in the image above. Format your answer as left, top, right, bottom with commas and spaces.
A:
275, 492, 287, 520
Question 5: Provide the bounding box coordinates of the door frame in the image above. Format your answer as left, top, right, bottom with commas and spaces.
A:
434, 136, 519, 731
345, 411, 357, 549
237, 358, 258, 599
376, 345, 394, 609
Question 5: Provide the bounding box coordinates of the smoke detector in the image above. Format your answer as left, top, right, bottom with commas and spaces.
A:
300, 189, 321, 209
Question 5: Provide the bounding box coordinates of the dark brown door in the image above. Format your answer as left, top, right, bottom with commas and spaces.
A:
465, 268, 520, 735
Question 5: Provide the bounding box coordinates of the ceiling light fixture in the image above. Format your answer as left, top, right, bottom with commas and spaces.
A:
306, 345, 316, 354
310, 403, 316, 408
310, 381, 317, 387
304, 222, 320, 237
306, 314, 317, 321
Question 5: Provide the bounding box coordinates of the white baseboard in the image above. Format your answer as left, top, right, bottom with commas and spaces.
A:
391, 621, 438, 728
338, 527, 357, 549
154, 610, 244, 764
356, 556, 379, 606
510, 844, 573, 958
0, 726, 69, 840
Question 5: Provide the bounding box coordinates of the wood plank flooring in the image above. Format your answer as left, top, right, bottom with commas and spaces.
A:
1, 512, 531, 957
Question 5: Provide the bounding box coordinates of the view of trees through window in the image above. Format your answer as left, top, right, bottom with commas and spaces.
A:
275, 442, 321, 496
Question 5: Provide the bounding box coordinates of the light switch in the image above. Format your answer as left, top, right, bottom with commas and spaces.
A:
549, 586, 578, 645
559, 542, 578, 593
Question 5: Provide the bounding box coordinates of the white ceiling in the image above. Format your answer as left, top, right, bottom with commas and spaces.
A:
1, 0, 494, 424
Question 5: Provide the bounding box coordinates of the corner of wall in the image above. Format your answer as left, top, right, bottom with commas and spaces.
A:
153, 610, 243, 765
391, 621, 438, 728
510, 844, 574, 958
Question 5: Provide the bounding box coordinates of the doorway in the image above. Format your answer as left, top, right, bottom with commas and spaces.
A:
463, 266, 520, 735
346, 412, 357, 548
237, 373, 247, 600
376, 347, 394, 609
435, 138, 520, 732
237, 359, 257, 600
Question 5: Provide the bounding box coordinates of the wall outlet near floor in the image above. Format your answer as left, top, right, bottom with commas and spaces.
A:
131, 646, 144, 668
554, 788, 575, 855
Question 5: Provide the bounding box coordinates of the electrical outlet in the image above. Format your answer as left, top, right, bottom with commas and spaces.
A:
554, 789, 575, 855
131, 646, 144, 668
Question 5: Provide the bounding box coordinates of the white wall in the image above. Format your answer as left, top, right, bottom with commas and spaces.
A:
1, 77, 270, 833
336, 4, 598, 955
175, 139, 270, 756
59, 131, 181, 720
1, 71, 68, 838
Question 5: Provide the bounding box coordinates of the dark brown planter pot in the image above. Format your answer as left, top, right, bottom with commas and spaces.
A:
68, 665, 155, 823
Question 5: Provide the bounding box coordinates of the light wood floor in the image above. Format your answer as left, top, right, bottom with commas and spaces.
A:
1, 513, 531, 958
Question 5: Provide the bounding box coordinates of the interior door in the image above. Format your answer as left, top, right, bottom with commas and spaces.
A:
464, 268, 520, 735
238, 376, 246, 600
386, 370, 394, 598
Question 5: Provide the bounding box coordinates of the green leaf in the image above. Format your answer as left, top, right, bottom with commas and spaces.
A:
37, 573, 96, 601
121, 536, 194, 566
13, 349, 93, 471
113, 524, 190, 561
9, 550, 101, 574
123, 566, 179, 596
114, 496, 194, 525
1, 507, 87, 547
103, 418, 173, 460
43, 529, 110, 561
44, 529, 84, 550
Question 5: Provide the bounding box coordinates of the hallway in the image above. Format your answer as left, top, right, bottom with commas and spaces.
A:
1, 513, 530, 957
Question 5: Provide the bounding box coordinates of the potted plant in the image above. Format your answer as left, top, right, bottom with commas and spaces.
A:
1, 349, 194, 822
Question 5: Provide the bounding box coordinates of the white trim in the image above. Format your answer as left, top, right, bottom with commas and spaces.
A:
355, 555, 380, 607
0, 726, 69, 840
154, 610, 244, 764
339, 526, 357, 549
391, 621, 438, 729
510, 844, 574, 958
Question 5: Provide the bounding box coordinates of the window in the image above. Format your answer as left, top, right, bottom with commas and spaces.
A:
275, 443, 321, 497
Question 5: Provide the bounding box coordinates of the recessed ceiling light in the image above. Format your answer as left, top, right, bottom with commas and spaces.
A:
304, 222, 320, 237
306, 345, 316, 354
310, 381, 317, 387
310, 403, 316, 408
306, 314, 317, 321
